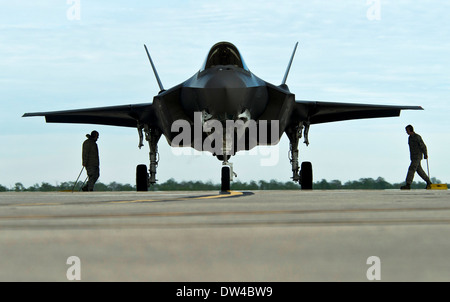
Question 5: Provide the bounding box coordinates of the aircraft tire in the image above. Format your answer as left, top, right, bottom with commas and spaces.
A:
221, 166, 231, 193
300, 161, 313, 190
136, 164, 149, 192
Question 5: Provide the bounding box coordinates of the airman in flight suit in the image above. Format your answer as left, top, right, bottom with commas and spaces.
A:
82, 130, 100, 191
401, 125, 432, 190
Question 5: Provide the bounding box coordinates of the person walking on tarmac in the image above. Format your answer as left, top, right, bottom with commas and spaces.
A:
401, 125, 432, 190
82, 130, 100, 191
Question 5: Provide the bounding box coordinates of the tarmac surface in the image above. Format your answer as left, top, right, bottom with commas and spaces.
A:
0, 189, 449, 282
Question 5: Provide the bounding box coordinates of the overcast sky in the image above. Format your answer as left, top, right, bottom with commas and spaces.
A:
1, 0, 449, 188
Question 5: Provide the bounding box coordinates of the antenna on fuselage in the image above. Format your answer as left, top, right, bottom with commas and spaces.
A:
144, 44, 165, 92
281, 42, 299, 85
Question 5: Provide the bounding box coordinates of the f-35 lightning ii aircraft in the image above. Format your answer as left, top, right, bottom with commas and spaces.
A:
23, 42, 422, 191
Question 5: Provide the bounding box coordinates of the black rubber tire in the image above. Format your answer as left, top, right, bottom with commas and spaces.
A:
136, 164, 149, 192
300, 161, 313, 190
221, 166, 231, 193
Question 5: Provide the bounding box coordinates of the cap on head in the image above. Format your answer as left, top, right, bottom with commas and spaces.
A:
87, 130, 99, 139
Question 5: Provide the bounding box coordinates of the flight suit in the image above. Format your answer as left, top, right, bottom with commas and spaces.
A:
405, 133, 431, 185
82, 136, 100, 191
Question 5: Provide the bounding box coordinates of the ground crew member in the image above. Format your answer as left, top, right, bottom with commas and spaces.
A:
82, 130, 100, 191
401, 125, 432, 190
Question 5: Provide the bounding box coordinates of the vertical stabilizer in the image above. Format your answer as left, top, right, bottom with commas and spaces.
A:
144, 44, 165, 92
281, 42, 299, 85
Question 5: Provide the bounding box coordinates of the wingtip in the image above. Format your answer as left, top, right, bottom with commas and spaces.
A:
22, 112, 44, 117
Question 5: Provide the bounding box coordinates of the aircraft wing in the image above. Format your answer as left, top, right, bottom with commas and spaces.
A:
23, 103, 157, 128
292, 100, 423, 124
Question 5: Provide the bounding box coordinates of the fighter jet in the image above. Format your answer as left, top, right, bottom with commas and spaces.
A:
23, 42, 423, 191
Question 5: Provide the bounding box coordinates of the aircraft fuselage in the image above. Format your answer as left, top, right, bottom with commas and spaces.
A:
181, 65, 269, 122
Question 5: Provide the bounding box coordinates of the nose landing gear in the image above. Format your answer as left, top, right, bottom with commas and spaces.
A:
220, 160, 237, 193
221, 165, 231, 193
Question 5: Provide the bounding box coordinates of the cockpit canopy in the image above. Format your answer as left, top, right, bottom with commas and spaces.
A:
200, 42, 249, 71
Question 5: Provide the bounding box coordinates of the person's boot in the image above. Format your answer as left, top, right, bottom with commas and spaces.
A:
400, 184, 411, 190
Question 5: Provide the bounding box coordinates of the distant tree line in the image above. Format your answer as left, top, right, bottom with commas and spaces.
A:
0, 177, 444, 192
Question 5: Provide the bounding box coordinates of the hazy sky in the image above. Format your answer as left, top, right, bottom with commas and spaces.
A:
1, 0, 449, 188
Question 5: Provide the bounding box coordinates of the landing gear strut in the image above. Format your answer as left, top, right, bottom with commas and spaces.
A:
286, 122, 313, 190
218, 153, 235, 193
136, 124, 161, 191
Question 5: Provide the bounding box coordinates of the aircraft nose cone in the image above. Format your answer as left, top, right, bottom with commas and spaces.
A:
204, 68, 246, 89
202, 70, 247, 120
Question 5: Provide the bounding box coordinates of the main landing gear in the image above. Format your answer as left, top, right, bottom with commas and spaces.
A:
134, 123, 313, 192
286, 122, 313, 190
136, 125, 161, 191
219, 121, 313, 193
135, 122, 237, 193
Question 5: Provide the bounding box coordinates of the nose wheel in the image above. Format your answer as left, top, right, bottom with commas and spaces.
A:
220, 159, 236, 193
221, 165, 231, 193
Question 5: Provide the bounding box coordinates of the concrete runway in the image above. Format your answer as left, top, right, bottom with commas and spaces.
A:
0, 189, 449, 282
